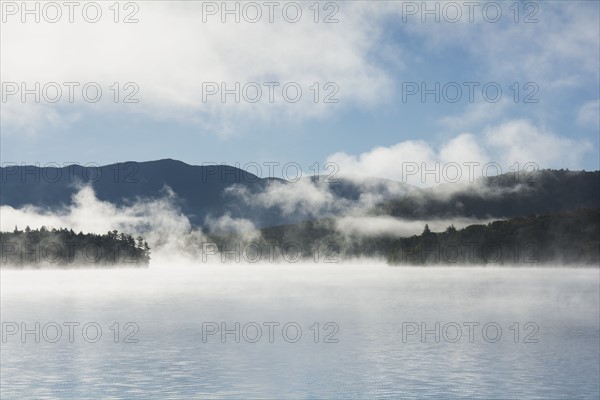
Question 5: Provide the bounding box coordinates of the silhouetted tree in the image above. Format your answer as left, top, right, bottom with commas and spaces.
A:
422, 224, 431, 235
445, 225, 457, 234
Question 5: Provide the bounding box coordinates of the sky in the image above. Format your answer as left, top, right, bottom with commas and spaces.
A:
1, 0, 599, 181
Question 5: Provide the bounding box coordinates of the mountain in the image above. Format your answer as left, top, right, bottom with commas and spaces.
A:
376, 169, 600, 219
0, 159, 410, 228
1, 159, 273, 227
2, 160, 598, 230
2, 160, 599, 265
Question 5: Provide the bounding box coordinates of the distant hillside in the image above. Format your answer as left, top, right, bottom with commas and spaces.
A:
256, 170, 600, 261
0, 160, 282, 228
256, 209, 600, 265
259, 218, 398, 259
0, 160, 411, 228
376, 169, 600, 219
2, 161, 598, 230
387, 208, 600, 265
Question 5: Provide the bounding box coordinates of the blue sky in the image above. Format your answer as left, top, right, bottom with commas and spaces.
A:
1, 0, 599, 179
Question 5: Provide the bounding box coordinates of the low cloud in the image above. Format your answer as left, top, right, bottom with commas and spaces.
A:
327, 120, 592, 186
225, 179, 340, 218
225, 175, 413, 220
204, 213, 260, 241
334, 215, 494, 238
0, 186, 208, 262
484, 120, 593, 168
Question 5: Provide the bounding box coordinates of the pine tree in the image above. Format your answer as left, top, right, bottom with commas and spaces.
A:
445, 225, 457, 234
422, 224, 431, 235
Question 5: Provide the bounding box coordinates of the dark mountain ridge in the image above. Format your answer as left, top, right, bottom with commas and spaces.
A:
376, 169, 600, 219
1, 159, 281, 227
2, 160, 598, 229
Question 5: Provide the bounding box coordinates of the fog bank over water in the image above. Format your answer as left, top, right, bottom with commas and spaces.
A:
2, 263, 598, 316
2, 264, 599, 399
0, 185, 497, 265
2, 169, 599, 266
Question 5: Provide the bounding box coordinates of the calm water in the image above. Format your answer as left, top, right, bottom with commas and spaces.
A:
1, 264, 599, 399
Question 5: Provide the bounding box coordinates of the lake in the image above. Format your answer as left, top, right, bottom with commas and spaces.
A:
1, 263, 599, 399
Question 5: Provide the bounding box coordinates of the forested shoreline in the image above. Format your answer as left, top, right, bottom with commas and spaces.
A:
259, 208, 600, 265
387, 208, 600, 265
0, 227, 150, 267
2, 208, 598, 267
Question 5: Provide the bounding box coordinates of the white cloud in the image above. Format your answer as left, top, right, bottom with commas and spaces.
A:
224, 172, 416, 221
484, 120, 592, 168
2, 1, 597, 142
0, 185, 205, 257
0, 102, 82, 136
0, 2, 393, 135
326, 120, 592, 186
327, 140, 438, 181
326, 133, 488, 186
334, 215, 494, 238
438, 133, 489, 166
205, 213, 258, 238
226, 179, 339, 218
392, 1, 599, 85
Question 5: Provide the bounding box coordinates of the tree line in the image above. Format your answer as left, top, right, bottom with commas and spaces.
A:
388, 208, 600, 265
1, 227, 150, 267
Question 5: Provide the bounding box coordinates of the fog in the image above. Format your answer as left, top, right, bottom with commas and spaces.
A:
2, 263, 598, 398
0, 179, 507, 266
2, 263, 598, 326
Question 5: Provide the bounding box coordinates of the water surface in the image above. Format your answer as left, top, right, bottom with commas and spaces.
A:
1, 264, 599, 399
